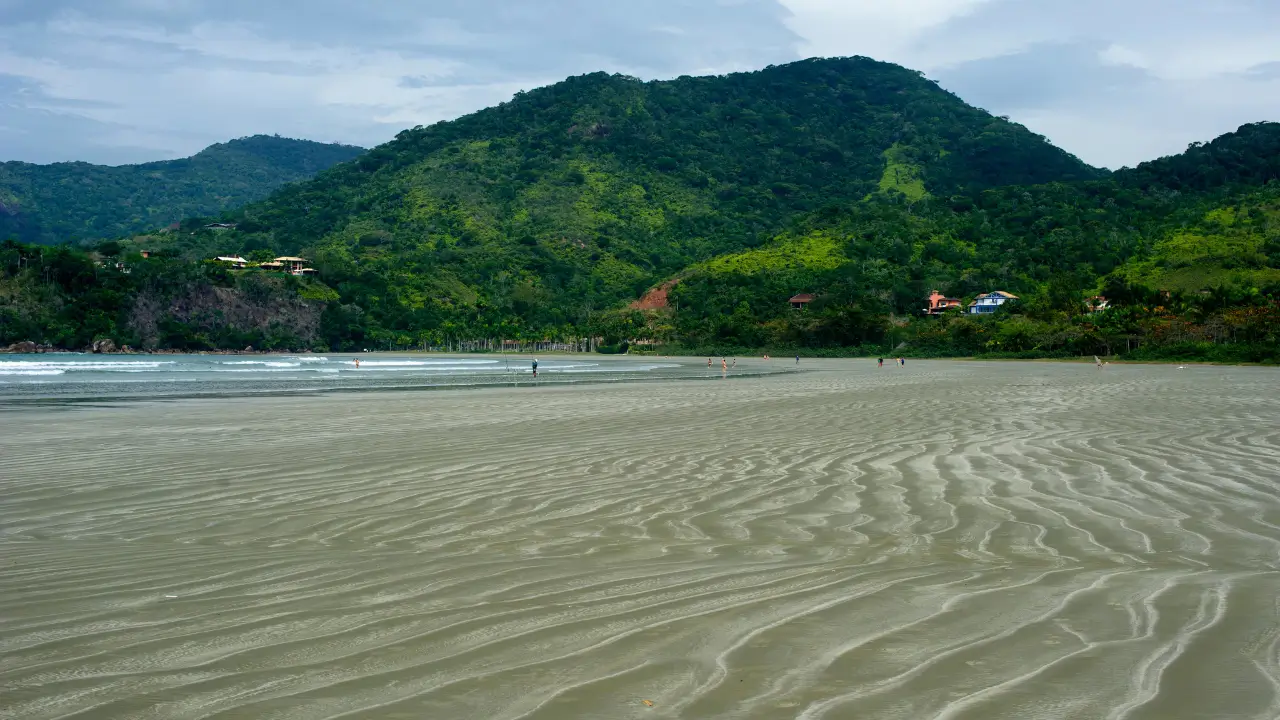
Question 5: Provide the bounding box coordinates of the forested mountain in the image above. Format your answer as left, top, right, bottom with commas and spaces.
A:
0, 136, 366, 245
123, 58, 1101, 330
2, 59, 1278, 360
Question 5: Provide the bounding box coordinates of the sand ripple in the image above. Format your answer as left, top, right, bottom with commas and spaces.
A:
2, 359, 1279, 719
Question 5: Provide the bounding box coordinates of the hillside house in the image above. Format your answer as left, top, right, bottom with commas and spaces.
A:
968, 291, 1018, 314
274, 256, 307, 273
214, 256, 248, 269
1087, 296, 1111, 313
790, 293, 814, 310
924, 290, 961, 315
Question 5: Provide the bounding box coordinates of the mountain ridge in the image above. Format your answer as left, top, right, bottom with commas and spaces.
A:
0, 135, 366, 245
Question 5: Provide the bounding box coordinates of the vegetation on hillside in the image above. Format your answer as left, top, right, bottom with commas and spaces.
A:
1, 59, 1277, 361
119, 58, 1100, 340
0, 135, 365, 245
0, 243, 336, 351
659, 123, 1280, 358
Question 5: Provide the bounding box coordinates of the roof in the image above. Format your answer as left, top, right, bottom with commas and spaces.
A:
789, 293, 815, 303
258, 261, 284, 267
215, 256, 247, 263
983, 291, 1019, 299
274, 256, 307, 262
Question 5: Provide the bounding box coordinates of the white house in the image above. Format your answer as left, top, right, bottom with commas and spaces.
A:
214, 256, 249, 269
968, 291, 1018, 314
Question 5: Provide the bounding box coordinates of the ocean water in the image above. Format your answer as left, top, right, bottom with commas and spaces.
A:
0, 353, 714, 401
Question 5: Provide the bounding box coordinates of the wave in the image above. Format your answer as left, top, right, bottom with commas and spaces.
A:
0, 361, 175, 372
356, 360, 500, 367
219, 360, 302, 367
0, 369, 66, 376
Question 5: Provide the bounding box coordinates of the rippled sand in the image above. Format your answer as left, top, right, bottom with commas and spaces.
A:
3, 359, 1280, 719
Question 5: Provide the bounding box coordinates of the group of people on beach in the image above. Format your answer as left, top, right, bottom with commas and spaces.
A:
708, 357, 737, 370
877, 357, 905, 367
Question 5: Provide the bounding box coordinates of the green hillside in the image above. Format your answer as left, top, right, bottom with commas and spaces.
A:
662, 123, 1280, 357
0, 135, 366, 245
3, 62, 1277, 360
1110, 191, 1280, 293
129, 57, 1100, 336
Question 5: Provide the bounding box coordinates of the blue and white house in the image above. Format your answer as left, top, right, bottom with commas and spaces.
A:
968, 291, 1019, 314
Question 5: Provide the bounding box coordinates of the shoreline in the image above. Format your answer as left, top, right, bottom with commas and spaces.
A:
3, 343, 1275, 367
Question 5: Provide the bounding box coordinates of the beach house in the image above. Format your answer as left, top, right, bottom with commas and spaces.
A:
1087, 295, 1111, 313
789, 293, 814, 310
924, 290, 962, 315
968, 291, 1018, 314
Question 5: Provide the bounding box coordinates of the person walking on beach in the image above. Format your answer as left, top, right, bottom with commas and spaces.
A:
354, 358, 360, 369
721, 357, 727, 371
795, 354, 800, 365
878, 357, 883, 367
898, 357, 905, 368
708, 357, 713, 369
532, 357, 538, 378
731, 358, 736, 368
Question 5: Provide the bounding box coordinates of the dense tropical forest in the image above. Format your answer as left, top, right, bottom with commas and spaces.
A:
0, 135, 365, 245
2, 58, 1278, 361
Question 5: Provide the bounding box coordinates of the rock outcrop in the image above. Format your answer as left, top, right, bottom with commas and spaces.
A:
2, 340, 39, 353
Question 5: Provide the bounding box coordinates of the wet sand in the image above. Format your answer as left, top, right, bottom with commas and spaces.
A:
2, 359, 1279, 719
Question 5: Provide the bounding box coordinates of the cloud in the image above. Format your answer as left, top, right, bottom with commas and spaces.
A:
0, 0, 797, 164
781, 0, 1280, 168
2, 1, 1278, 169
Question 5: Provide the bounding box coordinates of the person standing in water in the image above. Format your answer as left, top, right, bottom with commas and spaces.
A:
731, 358, 736, 368
898, 357, 905, 367
532, 357, 538, 378
721, 357, 728, 371
354, 358, 360, 369
707, 357, 713, 369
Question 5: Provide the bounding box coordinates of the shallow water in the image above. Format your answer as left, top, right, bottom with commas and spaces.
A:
2, 360, 1278, 719
0, 352, 728, 402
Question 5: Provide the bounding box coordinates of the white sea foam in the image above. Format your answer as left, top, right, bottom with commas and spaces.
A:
0, 361, 173, 372
356, 360, 498, 367
0, 369, 66, 376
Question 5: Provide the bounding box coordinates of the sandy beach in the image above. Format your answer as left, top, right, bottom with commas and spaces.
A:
2, 359, 1279, 719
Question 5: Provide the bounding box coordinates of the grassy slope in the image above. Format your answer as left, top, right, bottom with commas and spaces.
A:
1113, 193, 1280, 292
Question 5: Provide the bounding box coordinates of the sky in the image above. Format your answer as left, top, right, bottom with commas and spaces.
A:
2, 0, 1278, 169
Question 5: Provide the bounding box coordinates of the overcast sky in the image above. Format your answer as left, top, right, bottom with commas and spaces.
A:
2, 0, 1278, 169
